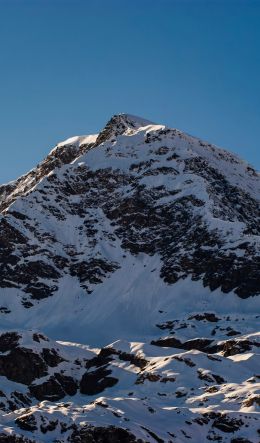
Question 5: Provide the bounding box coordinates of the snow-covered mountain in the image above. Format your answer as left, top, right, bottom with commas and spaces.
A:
0, 114, 259, 442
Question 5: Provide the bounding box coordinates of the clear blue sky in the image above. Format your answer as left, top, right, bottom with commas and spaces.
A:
0, 0, 259, 184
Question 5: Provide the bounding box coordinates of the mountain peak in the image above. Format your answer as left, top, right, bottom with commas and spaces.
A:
116, 113, 156, 127
0, 113, 259, 442
95, 113, 156, 145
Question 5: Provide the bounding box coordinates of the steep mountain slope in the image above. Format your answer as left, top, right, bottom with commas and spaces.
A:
0, 114, 259, 442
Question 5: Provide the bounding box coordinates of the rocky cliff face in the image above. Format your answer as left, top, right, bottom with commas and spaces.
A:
0, 114, 259, 442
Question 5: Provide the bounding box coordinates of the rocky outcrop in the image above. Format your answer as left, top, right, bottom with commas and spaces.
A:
70, 425, 144, 443
80, 367, 118, 395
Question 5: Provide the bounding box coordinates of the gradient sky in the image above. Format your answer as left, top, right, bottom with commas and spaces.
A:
0, 0, 259, 184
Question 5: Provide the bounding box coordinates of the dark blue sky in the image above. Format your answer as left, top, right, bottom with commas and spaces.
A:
0, 0, 259, 183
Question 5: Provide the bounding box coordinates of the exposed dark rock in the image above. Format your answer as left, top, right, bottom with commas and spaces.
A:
16, 414, 38, 432
54, 373, 78, 396
85, 347, 116, 369
0, 435, 35, 443
141, 426, 164, 443
30, 376, 66, 401
0, 332, 20, 352
243, 395, 260, 407
70, 425, 143, 443
25, 282, 58, 300
70, 258, 119, 288
32, 333, 48, 343
219, 338, 260, 357
118, 351, 147, 368
40, 418, 58, 434
231, 439, 253, 443
135, 372, 161, 384
41, 348, 65, 367
151, 336, 214, 353
212, 415, 243, 433
80, 366, 118, 395
11, 391, 31, 407
188, 313, 220, 323
0, 347, 47, 384
173, 355, 196, 367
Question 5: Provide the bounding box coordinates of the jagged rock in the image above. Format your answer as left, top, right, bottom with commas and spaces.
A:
0, 332, 20, 352
212, 415, 243, 433
70, 425, 143, 443
41, 347, 65, 367
0, 347, 47, 384
80, 366, 118, 395
54, 373, 78, 396
0, 435, 35, 443
16, 414, 38, 432
151, 336, 214, 353
30, 376, 66, 401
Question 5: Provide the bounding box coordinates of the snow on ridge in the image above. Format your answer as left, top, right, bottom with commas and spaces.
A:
118, 113, 157, 128
56, 133, 98, 149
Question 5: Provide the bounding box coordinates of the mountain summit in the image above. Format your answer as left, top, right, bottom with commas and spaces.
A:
0, 115, 259, 442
